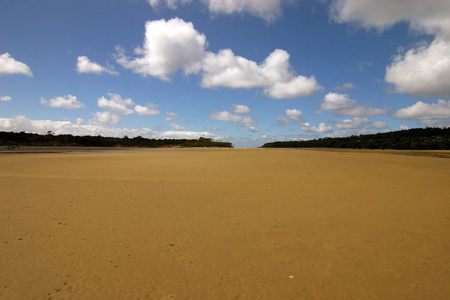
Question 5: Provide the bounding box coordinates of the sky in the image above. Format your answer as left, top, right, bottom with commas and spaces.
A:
1, 0, 450, 147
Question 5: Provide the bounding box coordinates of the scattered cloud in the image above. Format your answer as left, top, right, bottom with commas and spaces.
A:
97, 93, 135, 115
300, 122, 333, 133
210, 111, 256, 124
277, 109, 333, 133
392, 99, 450, 120
90, 111, 121, 125
276, 116, 290, 127
202, 49, 321, 99
147, 0, 283, 22
134, 103, 160, 116
116, 18, 207, 81
0, 115, 218, 140
171, 123, 185, 130
334, 81, 356, 91
385, 39, 450, 98
117, 18, 320, 99
335, 117, 371, 129
330, 0, 450, 98
76, 56, 118, 75
285, 108, 302, 121
0, 53, 33, 76
40, 95, 85, 109
209, 110, 258, 132
232, 104, 250, 114
372, 121, 391, 132
400, 125, 409, 130
1, 96, 12, 102
320, 92, 386, 117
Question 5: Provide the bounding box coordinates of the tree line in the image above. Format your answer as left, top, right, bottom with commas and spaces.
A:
261, 127, 450, 150
0, 131, 233, 148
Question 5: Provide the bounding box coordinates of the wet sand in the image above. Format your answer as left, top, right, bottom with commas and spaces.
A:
1, 149, 449, 299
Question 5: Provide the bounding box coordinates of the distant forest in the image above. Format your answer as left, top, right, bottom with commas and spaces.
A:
0, 131, 233, 148
261, 128, 450, 150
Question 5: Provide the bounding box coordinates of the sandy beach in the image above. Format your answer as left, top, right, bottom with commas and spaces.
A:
1, 148, 449, 299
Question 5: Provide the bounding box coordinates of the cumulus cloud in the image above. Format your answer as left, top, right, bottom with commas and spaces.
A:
277, 108, 333, 133
335, 117, 371, 129
385, 39, 450, 98
117, 18, 320, 99
134, 103, 160, 116
320, 92, 386, 117
97, 93, 135, 115
0, 115, 218, 140
285, 109, 302, 121
40, 95, 85, 109
76, 56, 118, 75
116, 18, 207, 81
373, 121, 390, 132
232, 104, 250, 114
90, 111, 121, 125
330, 0, 450, 35
171, 123, 185, 130
335, 81, 356, 91
1, 96, 12, 102
0, 53, 33, 76
330, 0, 450, 98
210, 111, 255, 124
210, 110, 258, 132
202, 49, 321, 99
147, 0, 283, 22
300, 122, 333, 133
392, 99, 450, 120
276, 116, 290, 127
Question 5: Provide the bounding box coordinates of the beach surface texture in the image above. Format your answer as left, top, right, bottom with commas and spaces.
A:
1, 148, 449, 299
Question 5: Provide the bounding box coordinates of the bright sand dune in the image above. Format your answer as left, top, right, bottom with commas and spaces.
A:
1, 149, 449, 299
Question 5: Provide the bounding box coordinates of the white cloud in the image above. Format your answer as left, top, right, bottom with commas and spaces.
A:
285, 109, 302, 121
392, 99, 450, 120
330, 0, 450, 98
206, 0, 283, 22
76, 56, 118, 75
1, 96, 12, 102
202, 49, 321, 99
321, 92, 386, 117
385, 39, 450, 98
276, 116, 290, 127
232, 104, 250, 114
90, 111, 121, 125
116, 18, 207, 81
330, 0, 450, 36
0, 115, 219, 140
373, 121, 390, 131
116, 18, 320, 99
167, 112, 177, 117
147, 0, 283, 22
40, 95, 85, 109
245, 123, 259, 132
147, 0, 192, 9
97, 93, 135, 115
300, 122, 333, 133
335, 81, 356, 91
171, 123, 185, 130
210, 111, 255, 124
335, 117, 371, 129
400, 125, 409, 130
134, 104, 160, 116
210, 110, 258, 132
0, 53, 33, 76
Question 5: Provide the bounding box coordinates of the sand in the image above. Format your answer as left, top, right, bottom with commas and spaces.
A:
1, 148, 449, 299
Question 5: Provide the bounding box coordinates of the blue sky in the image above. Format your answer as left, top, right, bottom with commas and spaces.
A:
1, 0, 449, 147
